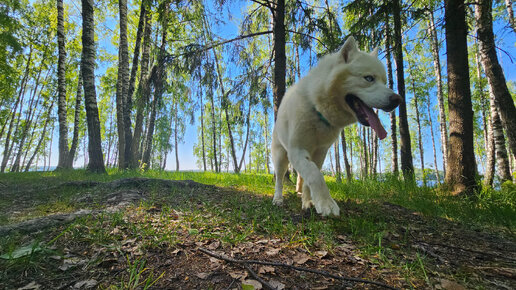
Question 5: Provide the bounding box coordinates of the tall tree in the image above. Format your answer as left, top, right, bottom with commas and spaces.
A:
341, 130, 352, 181
142, 2, 168, 170
334, 139, 342, 182
444, 0, 477, 194
385, 18, 398, 175
64, 69, 83, 169
475, 0, 516, 162
81, 0, 106, 173
490, 93, 512, 182
25, 101, 55, 171
505, 0, 516, 33
56, 0, 69, 170
427, 9, 448, 177
116, 0, 130, 169
131, 7, 152, 168
392, 0, 414, 178
1, 45, 32, 173
272, 0, 286, 121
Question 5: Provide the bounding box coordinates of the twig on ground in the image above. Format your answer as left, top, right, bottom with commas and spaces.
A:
243, 263, 276, 289
198, 247, 399, 290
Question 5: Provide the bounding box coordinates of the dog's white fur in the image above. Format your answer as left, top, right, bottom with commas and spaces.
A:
271, 37, 399, 216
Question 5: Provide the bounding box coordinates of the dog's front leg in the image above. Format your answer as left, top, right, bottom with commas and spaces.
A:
287, 148, 340, 216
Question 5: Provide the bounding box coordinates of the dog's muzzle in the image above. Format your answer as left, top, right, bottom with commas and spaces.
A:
382, 94, 402, 112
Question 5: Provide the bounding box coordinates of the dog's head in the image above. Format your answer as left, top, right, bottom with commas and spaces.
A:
331, 37, 401, 139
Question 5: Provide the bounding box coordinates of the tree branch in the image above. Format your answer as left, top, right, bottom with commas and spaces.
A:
198, 247, 399, 290
250, 0, 274, 10
286, 29, 328, 50
165, 31, 273, 63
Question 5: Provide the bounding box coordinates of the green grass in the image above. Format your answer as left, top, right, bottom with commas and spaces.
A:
0, 169, 514, 288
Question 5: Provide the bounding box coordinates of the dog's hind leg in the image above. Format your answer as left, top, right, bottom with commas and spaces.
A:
288, 148, 340, 216
272, 140, 289, 206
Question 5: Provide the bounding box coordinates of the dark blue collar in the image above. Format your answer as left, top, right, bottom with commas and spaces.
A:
315, 108, 331, 127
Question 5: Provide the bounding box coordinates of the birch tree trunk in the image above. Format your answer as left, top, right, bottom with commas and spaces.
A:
341, 129, 352, 181
385, 21, 398, 175
490, 94, 512, 182
64, 70, 83, 169
484, 100, 496, 187
25, 102, 55, 171
505, 0, 516, 33
142, 3, 167, 170
116, 0, 130, 169
210, 91, 219, 172
11, 66, 44, 172
426, 94, 441, 184
199, 72, 207, 172
82, 0, 106, 173
475, 0, 516, 161
131, 11, 151, 168
413, 95, 424, 183
264, 109, 270, 174
428, 9, 449, 177
174, 102, 179, 171
127, 0, 146, 102
334, 139, 342, 182
2, 46, 32, 172
56, 0, 69, 170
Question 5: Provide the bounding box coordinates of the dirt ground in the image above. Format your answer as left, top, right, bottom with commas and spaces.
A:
0, 177, 515, 289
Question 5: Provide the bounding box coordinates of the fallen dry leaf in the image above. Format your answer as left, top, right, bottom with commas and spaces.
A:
195, 272, 210, 279
315, 250, 328, 258
229, 270, 248, 280
269, 279, 286, 290
207, 240, 221, 250
265, 248, 280, 256
258, 265, 275, 274
59, 257, 88, 271
293, 253, 310, 265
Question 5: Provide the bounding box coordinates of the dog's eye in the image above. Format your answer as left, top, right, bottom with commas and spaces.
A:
364, 75, 375, 82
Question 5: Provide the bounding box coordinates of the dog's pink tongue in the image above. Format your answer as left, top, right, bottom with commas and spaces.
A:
364, 107, 387, 140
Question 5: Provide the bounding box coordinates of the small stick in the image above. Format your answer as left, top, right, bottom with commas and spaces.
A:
198, 247, 398, 290
243, 263, 276, 290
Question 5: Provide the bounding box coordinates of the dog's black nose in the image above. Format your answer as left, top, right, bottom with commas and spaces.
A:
383, 94, 402, 111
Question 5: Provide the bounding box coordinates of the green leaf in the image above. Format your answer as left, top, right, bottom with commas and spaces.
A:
242, 284, 255, 290
0, 244, 43, 259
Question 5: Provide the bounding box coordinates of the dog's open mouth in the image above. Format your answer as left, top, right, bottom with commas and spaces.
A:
345, 94, 387, 140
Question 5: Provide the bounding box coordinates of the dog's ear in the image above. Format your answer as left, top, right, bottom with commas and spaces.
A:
371, 47, 379, 58
340, 36, 358, 63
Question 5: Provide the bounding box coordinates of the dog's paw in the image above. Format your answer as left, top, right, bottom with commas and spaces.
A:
272, 197, 284, 206
313, 197, 340, 216
301, 197, 314, 210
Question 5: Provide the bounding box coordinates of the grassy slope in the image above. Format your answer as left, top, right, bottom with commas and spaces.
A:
0, 170, 514, 289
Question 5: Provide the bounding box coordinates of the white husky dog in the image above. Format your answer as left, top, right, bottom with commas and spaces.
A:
271, 36, 401, 216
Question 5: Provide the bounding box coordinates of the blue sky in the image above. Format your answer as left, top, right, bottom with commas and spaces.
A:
48, 0, 516, 173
